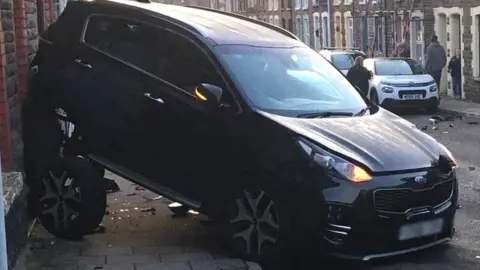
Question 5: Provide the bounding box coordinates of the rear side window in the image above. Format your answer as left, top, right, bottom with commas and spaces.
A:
331, 54, 354, 70
84, 15, 159, 73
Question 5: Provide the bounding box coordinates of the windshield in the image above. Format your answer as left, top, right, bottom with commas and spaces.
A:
375, 59, 426, 76
214, 45, 368, 117
331, 54, 354, 70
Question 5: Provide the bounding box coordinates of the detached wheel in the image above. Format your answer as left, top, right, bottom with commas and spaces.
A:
37, 156, 106, 240
225, 186, 292, 267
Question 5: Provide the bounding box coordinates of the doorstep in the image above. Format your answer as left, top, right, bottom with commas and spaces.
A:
3, 171, 30, 269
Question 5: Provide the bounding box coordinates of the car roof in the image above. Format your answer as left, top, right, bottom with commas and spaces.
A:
90, 0, 304, 47
369, 57, 411, 61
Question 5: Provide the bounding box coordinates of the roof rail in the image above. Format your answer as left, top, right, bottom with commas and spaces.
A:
185, 5, 299, 41
321, 47, 362, 51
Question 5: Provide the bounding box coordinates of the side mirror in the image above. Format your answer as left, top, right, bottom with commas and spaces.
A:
194, 83, 223, 105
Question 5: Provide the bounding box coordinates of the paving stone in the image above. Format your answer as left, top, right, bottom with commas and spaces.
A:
161, 252, 214, 263
136, 262, 192, 270
107, 254, 160, 264
134, 245, 184, 255
82, 245, 134, 256
50, 255, 105, 267
189, 259, 247, 270
79, 263, 135, 270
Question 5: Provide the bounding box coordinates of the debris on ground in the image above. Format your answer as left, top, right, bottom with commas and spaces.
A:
449, 124, 454, 128
467, 121, 479, 125
469, 166, 475, 171
143, 195, 163, 201
89, 225, 106, 235
135, 185, 146, 191
431, 115, 445, 121
432, 126, 438, 130
126, 192, 136, 196
420, 125, 428, 131
429, 118, 438, 125
140, 207, 156, 215
457, 205, 462, 209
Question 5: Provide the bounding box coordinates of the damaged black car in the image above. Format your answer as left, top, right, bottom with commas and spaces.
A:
22, 0, 459, 266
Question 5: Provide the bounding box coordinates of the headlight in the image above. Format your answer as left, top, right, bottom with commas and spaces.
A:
429, 85, 437, 92
381, 86, 394, 93
438, 143, 458, 168
298, 139, 372, 183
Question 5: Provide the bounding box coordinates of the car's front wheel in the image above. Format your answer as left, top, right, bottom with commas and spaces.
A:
224, 185, 293, 267
37, 156, 106, 240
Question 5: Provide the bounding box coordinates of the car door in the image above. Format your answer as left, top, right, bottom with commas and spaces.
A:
130, 25, 240, 203
70, 15, 184, 189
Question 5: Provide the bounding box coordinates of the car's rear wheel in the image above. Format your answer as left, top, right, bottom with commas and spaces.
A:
224, 184, 294, 268
37, 156, 106, 240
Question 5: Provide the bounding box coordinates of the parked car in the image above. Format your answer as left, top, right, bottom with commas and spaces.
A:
363, 57, 439, 112
319, 49, 367, 75
23, 0, 459, 267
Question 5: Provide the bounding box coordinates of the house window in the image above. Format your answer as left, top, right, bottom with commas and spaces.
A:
274, 15, 280, 26
288, 18, 293, 31
313, 14, 321, 50
274, 0, 279, 10
335, 16, 341, 47
346, 17, 354, 47
296, 16, 303, 39
303, 15, 310, 44
301, 0, 308, 9
376, 17, 384, 55
282, 18, 286, 28
295, 0, 300, 9
268, 0, 273, 10
281, 0, 284, 8
411, 18, 423, 64
474, 14, 480, 77
288, 0, 292, 9
322, 15, 328, 47
269, 15, 274, 25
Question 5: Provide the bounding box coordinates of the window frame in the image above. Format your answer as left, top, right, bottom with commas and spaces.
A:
81, 13, 240, 112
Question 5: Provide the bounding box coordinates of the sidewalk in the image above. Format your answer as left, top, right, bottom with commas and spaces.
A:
439, 96, 480, 119
14, 172, 261, 270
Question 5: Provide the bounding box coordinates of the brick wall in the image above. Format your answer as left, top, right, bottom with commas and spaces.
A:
0, 0, 54, 171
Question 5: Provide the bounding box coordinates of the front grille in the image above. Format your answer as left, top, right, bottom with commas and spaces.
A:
374, 181, 454, 213
398, 90, 427, 98
391, 82, 432, 87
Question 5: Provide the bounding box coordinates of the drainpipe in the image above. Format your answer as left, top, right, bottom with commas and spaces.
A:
0, 161, 8, 270
327, 0, 331, 46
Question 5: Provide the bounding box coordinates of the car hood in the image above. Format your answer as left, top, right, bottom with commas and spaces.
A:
376, 74, 434, 84
258, 109, 440, 172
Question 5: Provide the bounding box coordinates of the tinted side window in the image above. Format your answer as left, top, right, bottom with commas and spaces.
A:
84, 16, 158, 73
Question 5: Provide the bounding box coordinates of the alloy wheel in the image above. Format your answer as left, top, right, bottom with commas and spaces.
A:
40, 169, 82, 230
229, 190, 280, 256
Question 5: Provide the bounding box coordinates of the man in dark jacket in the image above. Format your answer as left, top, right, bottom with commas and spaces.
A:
425, 35, 447, 88
346, 56, 372, 96
448, 48, 462, 98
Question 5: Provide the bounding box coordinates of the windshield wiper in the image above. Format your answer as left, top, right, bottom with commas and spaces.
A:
353, 105, 371, 116
297, 111, 353, 118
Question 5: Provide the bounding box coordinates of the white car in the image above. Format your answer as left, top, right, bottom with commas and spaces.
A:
363, 57, 439, 112
318, 49, 367, 75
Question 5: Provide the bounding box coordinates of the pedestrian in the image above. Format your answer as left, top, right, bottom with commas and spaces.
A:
425, 34, 447, 89
448, 48, 462, 98
346, 56, 372, 96
395, 33, 410, 58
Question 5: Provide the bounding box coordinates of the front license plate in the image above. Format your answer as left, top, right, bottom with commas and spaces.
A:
398, 218, 444, 241
402, 94, 423, 100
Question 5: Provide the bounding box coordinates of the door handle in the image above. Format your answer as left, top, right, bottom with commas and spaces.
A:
144, 93, 164, 104
74, 58, 92, 69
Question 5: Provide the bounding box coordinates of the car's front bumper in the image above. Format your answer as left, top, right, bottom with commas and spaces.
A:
381, 97, 439, 109
316, 167, 458, 260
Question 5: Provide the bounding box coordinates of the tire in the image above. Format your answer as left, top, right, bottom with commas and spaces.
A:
223, 182, 295, 268
168, 203, 190, 216
370, 89, 379, 105
37, 156, 106, 240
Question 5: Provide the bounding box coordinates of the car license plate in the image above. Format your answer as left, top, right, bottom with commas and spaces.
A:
402, 94, 423, 100
398, 218, 443, 241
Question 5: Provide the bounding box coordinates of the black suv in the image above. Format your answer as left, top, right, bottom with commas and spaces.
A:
23, 0, 459, 266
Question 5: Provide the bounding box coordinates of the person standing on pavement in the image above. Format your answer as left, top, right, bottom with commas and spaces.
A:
448, 48, 462, 98
346, 56, 372, 96
395, 33, 410, 58
425, 34, 447, 89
